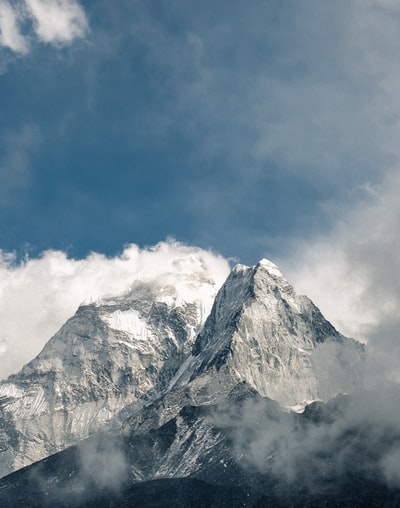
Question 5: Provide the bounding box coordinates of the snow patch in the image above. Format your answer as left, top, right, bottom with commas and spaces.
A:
257, 258, 284, 278
102, 309, 150, 339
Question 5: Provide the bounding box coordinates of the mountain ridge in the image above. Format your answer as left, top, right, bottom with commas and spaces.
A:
0, 272, 221, 477
2, 383, 400, 508
170, 258, 364, 407
0, 258, 364, 480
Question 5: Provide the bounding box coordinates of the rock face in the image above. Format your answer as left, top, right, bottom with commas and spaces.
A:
171, 259, 364, 407
0, 259, 364, 479
0, 277, 218, 478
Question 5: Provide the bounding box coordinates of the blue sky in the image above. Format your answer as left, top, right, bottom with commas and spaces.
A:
2, 0, 400, 376
1, 0, 393, 263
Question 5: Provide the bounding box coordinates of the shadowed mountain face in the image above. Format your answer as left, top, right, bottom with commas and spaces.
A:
0, 259, 378, 506
1, 383, 400, 507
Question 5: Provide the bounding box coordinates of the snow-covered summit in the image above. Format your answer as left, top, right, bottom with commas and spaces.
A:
0, 270, 224, 478
257, 258, 284, 278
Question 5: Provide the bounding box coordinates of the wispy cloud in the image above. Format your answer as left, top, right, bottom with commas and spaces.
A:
282, 168, 400, 382
114, 1, 400, 259
0, 124, 41, 205
127, 1, 399, 181
214, 385, 400, 496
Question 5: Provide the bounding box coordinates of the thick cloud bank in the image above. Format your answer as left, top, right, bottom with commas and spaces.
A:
0, 241, 230, 380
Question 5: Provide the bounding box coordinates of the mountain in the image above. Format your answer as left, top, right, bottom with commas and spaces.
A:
0, 258, 365, 484
2, 383, 400, 507
0, 272, 220, 478
170, 259, 364, 407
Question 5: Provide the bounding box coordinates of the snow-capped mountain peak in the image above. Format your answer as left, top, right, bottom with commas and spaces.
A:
171, 259, 364, 407
256, 257, 284, 277
0, 270, 224, 478
0, 258, 364, 480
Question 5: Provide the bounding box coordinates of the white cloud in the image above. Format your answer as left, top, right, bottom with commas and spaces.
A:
0, 0, 28, 53
0, 241, 230, 380
25, 0, 87, 45
0, 0, 87, 53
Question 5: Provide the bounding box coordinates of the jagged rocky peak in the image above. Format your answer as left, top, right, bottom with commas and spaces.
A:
12, 268, 222, 382
0, 255, 364, 480
0, 271, 223, 478
172, 258, 364, 408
